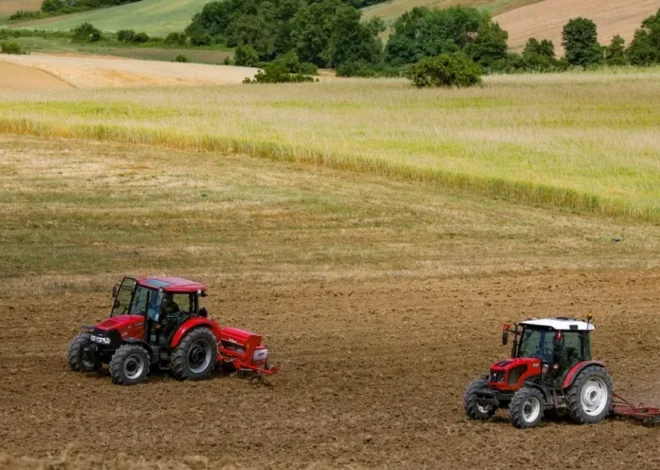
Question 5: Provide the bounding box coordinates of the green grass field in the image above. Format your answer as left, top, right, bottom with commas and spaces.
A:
1, 68, 659, 223
5, 0, 209, 35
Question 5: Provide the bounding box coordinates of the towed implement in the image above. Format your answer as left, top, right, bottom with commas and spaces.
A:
465, 314, 660, 428
68, 276, 278, 385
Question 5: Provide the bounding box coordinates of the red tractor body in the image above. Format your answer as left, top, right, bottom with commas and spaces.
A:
465, 316, 614, 428
68, 276, 278, 385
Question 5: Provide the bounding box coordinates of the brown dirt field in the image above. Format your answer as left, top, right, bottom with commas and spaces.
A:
0, 0, 41, 16
0, 53, 260, 88
1, 271, 660, 469
0, 60, 71, 90
495, 0, 660, 53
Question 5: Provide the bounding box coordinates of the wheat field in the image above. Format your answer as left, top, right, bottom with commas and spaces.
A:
1, 68, 659, 222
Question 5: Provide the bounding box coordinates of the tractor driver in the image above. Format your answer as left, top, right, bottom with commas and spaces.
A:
160, 293, 184, 341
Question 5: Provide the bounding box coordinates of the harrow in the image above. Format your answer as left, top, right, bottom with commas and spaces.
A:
612, 393, 660, 426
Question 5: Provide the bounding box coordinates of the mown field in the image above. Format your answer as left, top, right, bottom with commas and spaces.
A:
1, 69, 660, 221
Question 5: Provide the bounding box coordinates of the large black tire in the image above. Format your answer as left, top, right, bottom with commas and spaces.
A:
464, 378, 497, 420
68, 333, 100, 372
567, 365, 613, 424
509, 387, 545, 429
109, 344, 150, 386
171, 328, 217, 381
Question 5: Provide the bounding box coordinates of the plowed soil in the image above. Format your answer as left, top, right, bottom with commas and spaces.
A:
495, 0, 660, 52
1, 271, 659, 469
0, 61, 71, 91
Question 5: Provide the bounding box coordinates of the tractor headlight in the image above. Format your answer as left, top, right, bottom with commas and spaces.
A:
253, 348, 268, 363
91, 335, 111, 345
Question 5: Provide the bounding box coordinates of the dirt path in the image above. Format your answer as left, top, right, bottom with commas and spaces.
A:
1, 270, 659, 468
495, 0, 660, 52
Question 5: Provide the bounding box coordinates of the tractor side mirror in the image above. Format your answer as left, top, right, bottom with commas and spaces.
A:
112, 283, 119, 298
502, 330, 509, 346
113, 299, 120, 309
199, 307, 208, 318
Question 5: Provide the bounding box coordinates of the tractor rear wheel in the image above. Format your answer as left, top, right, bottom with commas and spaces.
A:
109, 344, 150, 386
509, 387, 545, 429
464, 378, 496, 420
567, 366, 613, 424
68, 333, 101, 372
171, 327, 217, 381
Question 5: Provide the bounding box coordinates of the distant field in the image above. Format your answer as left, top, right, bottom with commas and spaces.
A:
0, 53, 257, 88
496, 0, 660, 52
0, 0, 41, 17
363, 0, 541, 26
1, 68, 659, 221
6, 0, 209, 35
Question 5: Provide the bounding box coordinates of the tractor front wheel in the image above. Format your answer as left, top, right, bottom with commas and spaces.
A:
509, 387, 545, 429
68, 333, 101, 372
109, 344, 150, 386
567, 366, 613, 424
171, 327, 217, 381
464, 378, 496, 420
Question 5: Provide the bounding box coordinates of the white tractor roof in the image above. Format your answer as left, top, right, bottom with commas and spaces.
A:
520, 318, 595, 331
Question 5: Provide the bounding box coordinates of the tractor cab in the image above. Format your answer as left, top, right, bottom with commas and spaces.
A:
502, 318, 593, 384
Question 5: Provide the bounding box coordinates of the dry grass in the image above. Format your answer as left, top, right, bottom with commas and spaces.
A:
0, 69, 659, 222
1, 135, 658, 295
0, 60, 71, 90
495, 0, 660, 52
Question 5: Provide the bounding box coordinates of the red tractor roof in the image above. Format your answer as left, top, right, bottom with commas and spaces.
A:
136, 277, 207, 294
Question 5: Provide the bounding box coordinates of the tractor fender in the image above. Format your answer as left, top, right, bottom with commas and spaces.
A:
521, 380, 550, 403
562, 361, 605, 389
122, 337, 154, 357
170, 317, 222, 349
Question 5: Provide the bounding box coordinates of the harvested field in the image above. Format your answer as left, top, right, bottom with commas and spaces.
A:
495, 0, 660, 52
0, 0, 41, 17
0, 135, 659, 469
0, 53, 259, 88
0, 60, 71, 90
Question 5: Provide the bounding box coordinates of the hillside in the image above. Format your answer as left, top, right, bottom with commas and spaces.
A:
495, 0, 660, 52
362, 0, 541, 25
7, 0, 209, 35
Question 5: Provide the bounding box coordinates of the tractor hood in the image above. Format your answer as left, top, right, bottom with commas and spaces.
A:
96, 315, 144, 331
491, 357, 541, 371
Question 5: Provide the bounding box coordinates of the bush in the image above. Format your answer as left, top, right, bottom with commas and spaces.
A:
117, 29, 135, 42
9, 10, 42, 21
1, 42, 26, 55
165, 32, 186, 46
189, 33, 212, 47
72, 22, 102, 43
243, 63, 316, 83
605, 35, 627, 66
408, 53, 482, 88
174, 54, 188, 63
131, 32, 149, 44
562, 17, 603, 67
234, 45, 260, 67
270, 50, 318, 74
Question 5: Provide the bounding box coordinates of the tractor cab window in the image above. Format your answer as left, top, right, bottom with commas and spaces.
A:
129, 286, 155, 316
111, 277, 136, 317
557, 331, 591, 371
518, 327, 554, 363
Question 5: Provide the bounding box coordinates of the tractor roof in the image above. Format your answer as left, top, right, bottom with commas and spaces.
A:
520, 318, 594, 331
136, 277, 207, 294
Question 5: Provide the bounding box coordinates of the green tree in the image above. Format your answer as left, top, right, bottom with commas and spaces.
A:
385, 7, 483, 65
408, 53, 482, 88
234, 44, 260, 67
523, 38, 555, 58
71, 22, 102, 43
626, 9, 660, 65
604, 35, 627, 66
465, 16, 508, 69
562, 17, 603, 67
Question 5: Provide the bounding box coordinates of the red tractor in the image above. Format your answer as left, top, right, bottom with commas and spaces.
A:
68, 276, 278, 385
464, 315, 613, 428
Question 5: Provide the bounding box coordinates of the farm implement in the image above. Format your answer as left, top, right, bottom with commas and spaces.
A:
465, 314, 660, 428
68, 276, 279, 385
